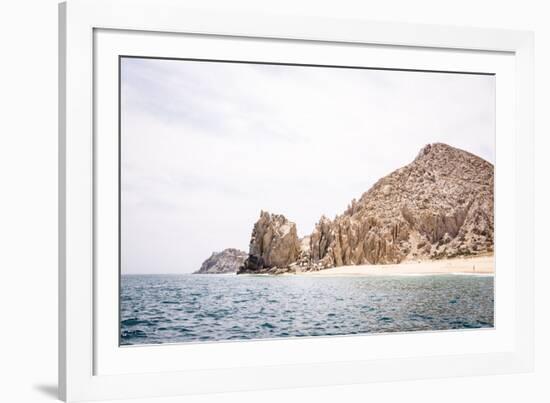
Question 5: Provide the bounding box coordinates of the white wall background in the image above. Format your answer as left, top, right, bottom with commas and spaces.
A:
0, 0, 548, 402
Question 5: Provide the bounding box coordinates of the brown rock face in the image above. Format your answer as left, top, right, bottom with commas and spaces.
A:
194, 248, 247, 274
307, 143, 494, 269
238, 143, 494, 273
238, 211, 301, 274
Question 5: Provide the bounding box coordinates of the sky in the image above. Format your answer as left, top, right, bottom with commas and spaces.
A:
120, 57, 495, 274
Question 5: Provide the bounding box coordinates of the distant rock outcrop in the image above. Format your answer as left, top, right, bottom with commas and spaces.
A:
194, 248, 247, 274
237, 211, 301, 274
238, 143, 494, 274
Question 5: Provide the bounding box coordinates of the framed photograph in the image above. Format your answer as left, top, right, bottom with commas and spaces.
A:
59, 0, 534, 401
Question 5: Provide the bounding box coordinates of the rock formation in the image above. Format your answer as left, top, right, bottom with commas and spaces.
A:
194, 248, 248, 274
306, 143, 494, 269
238, 143, 494, 274
237, 211, 301, 274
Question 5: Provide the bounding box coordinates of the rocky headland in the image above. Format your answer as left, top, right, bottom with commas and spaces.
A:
194, 248, 247, 274
237, 143, 494, 275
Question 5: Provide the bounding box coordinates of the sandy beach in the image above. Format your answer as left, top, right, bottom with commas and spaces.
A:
294, 254, 494, 277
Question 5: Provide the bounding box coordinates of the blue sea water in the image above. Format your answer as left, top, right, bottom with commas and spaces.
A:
120, 274, 494, 345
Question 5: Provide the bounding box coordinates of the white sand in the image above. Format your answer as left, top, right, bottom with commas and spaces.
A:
294, 255, 494, 277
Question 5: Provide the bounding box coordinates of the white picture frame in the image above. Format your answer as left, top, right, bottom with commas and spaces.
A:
59, 0, 534, 401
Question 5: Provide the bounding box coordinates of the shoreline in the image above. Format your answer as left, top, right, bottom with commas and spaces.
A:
290, 255, 494, 277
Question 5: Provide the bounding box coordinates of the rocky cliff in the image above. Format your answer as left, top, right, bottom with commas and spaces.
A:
194, 248, 248, 274
238, 143, 494, 274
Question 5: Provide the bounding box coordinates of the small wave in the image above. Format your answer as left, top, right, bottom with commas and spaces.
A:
121, 329, 147, 339
462, 322, 483, 329
121, 318, 150, 326
410, 313, 433, 321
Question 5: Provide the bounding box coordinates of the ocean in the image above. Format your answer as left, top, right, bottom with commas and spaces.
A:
120, 274, 494, 345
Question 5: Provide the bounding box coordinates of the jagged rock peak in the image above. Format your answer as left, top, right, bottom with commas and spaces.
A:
237, 211, 301, 274
194, 248, 247, 274
414, 142, 491, 165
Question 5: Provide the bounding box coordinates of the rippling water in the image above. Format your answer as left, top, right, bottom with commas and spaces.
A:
120, 274, 494, 345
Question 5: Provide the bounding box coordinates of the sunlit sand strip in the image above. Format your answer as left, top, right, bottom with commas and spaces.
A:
293, 255, 494, 277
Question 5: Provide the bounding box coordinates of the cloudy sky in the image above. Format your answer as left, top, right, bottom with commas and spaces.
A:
120, 57, 495, 274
